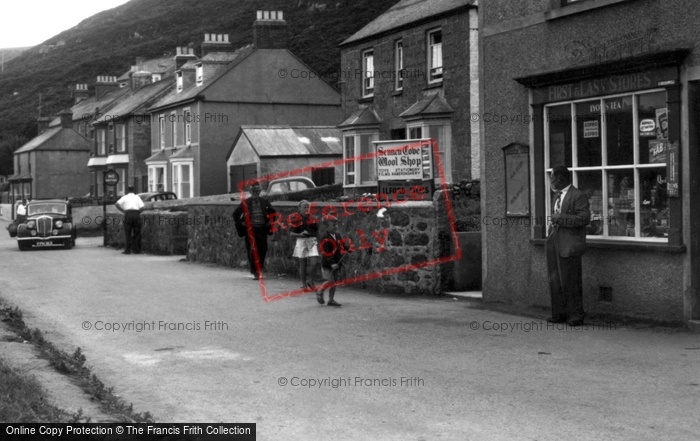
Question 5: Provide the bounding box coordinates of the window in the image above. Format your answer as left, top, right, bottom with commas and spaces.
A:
148, 166, 166, 192
96, 171, 104, 197
172, 163, 192, 198
395, 40, 404, 91
343, 132, 379, 187
195, 64, 203, 86
428, 29, 443, 83
184, 109, 191, 145
108, 125, 114, 154
159, 115, 165, 149
176, 71, 183, 93
407, 121, 452, 182
362, 49, 374, 98
116, 124, 126, 152
545, 90, 670, 242
171, 112, 177, 147
116, 168, 126, 196
344, 136, 355, 185
97, 129, 106, 156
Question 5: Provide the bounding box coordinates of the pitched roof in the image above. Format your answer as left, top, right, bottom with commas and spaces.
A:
399, 93, 454, 119
149, 45, 255, 111
232, 126, 343, 158
341, 0, 474, 46
338, 107, 382, 128
93, 79, 175, 123
50, 86, 131, 127
14, 126, 91, 154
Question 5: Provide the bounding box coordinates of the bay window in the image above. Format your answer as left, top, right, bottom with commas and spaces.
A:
343, 132, 379, 187
172, 162, 193, 198
148, 165, 166, 192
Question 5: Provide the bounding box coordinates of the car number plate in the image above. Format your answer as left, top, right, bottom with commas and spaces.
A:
36, 241, 52, 247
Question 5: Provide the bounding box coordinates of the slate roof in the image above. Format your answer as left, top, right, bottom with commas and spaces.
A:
231, 126, 343, 159
14, 126, 90, 154
50, 86, 131, 127
338, 107, 382, 128
14, 127, 62, 153
341, 0, 474, 46
149, 45, 255, 111
399, 93, 454, 119
93, 79, 175, 123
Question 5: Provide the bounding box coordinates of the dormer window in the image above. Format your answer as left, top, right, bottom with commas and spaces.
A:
196, 64, 203, 86
176, 71, 183, 93
152, 74, 162, 82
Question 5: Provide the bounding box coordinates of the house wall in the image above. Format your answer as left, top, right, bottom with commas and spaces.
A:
34, 150, 91, 199
481, 0, 700, 323
340, 8, 475, 182
129, 116, 152, 192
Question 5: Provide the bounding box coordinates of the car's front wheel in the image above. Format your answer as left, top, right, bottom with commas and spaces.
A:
64, 239, 73, 250
17, 241, 29, 251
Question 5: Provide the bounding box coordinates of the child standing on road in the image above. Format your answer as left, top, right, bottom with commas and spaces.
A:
290, 200, 320, 290
316, 217, 346, 307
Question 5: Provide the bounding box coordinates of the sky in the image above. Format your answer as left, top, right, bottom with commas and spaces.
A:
0, 0, 132, 49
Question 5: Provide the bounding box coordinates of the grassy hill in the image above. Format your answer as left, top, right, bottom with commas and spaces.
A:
1, 47, 31, 65
0, 0, 397, 144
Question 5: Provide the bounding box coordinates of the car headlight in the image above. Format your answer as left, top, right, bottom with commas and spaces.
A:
52, 230, 59, 235
27, 221, 35, 229
30, 230, 37, 236
55, 221, 63, 228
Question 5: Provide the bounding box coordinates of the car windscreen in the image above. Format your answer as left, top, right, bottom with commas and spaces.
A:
28, 203, 67, 216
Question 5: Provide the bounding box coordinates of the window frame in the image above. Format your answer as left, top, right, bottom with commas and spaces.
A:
195, 64, 203, 86
406, 120, 452, 183
148, 165, 167, 192
427, 28, 443, 84
395, 39, 404, 91
171, 161, 193, 198
543, 88, 670, 243
116, 123, 126, 153
176, 71, 183, 93
171, 111, 177, 148
362, 49, 375, 98
159, 115, 165, 150
184, 108, 191, 145
96, 128, 106, 156
342, 131, 379, 188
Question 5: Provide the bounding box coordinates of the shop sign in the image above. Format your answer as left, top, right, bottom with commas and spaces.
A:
104, 170, 120, 186
583, 120, 599, 138
667, 141, 679, 198
639, 118, 656, 137
648, 140, 666, 164
375, 140, 433, 181
533, 66, 678, 104
656, 108, 669, 139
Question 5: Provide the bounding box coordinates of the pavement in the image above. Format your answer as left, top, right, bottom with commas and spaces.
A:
0, 218, 699, 441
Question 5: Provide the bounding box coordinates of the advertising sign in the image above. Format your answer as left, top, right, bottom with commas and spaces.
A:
375, 140, 432, 181
667, 141, 679, 198
502, 143, 530, 217
104, 170, 120, 186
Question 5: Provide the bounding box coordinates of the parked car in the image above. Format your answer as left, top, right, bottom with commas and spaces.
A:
137, 191, 178, 202
15, 200, 76, 251
231, 177, 316, 199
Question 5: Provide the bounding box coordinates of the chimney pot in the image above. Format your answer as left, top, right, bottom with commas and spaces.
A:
257, 10, 263, 19
254, 10, 288, 49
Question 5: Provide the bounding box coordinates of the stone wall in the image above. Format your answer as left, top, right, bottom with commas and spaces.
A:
105, 210, 189, 255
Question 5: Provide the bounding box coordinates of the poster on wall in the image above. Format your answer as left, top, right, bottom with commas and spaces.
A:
502, 143, 530, 217
667, 141, 680, 198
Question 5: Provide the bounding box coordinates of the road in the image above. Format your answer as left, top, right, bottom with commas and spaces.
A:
0, 219, 699, 440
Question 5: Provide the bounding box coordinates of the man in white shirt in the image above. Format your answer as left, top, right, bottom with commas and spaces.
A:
115, 186, 145, 254
15, 199, 28, 223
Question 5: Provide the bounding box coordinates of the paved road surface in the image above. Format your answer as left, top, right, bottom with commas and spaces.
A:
0, 219, 698, 440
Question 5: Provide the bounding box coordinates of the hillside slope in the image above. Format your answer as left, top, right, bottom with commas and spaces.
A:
0, 0, 397, 143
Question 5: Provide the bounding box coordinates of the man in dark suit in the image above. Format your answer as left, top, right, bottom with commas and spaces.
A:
233, 181, 276, 280
546, 165, 590, 326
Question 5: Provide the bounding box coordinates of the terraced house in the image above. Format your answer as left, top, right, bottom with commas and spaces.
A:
145, 11, 343, 198
337, 0, 479, 195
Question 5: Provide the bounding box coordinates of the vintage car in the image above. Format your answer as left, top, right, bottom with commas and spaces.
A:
15, 200, 77, 251
137, 191, 178, 202
230, 177, 317, 200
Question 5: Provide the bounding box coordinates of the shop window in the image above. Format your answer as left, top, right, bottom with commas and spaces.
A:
407, 121, 452, 183
362, 49, 374, 98
545, 90, 670, 241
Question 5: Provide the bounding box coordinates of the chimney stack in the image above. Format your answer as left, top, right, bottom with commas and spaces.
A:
200, 33, 233, 57
253, 11, 288, 50
175, 47, 197, 69
59, 110, 73, 129
95, 76, 118, 99
131, 71, 152, 91
37, 116, 53, 133
74, 84, 90, 104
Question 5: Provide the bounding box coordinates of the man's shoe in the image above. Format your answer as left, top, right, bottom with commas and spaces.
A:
327, 300, 341, 307
316, 291, 325, 305
546, 316, 566, 324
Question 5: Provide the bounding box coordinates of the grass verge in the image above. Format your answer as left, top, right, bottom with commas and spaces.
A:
0, 301, 154, 422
